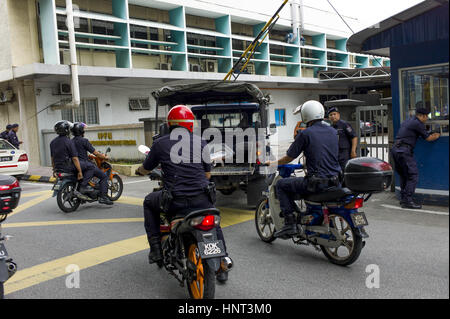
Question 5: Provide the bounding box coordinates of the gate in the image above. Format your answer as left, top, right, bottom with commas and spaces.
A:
355, 105, 390, 162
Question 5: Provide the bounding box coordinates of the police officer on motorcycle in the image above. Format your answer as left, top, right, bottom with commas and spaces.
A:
390, 107, 440, 209
50, 121, 83, 182
265, 100, 341, 238
137, 105, 231, 283
71, 122, 113, 205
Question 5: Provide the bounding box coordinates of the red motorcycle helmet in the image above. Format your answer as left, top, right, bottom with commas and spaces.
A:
167, 105, 195, 132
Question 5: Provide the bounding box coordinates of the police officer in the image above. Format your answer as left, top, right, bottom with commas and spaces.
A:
137, 105, 231, 283
390, 108, 440, 209
327, 107, 357, 171
265, 100, 341, 238
50, 121, 83, 182
0, 124, 12, 140
7, 124, 22, 149
71, 122, 113, 206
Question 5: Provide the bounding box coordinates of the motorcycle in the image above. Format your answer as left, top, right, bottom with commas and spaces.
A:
0, 175, 21, 299
52, 147, 123, 213
138, 145, 232, 299
256, 162, 385, 266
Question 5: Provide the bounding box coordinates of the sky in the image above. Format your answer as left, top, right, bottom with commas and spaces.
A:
195, 0, 424, 33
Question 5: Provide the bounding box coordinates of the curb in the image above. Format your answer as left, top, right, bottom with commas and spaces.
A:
19, 175, 56, 183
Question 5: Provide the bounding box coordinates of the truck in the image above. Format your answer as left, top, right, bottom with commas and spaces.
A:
151, 81, 276, 207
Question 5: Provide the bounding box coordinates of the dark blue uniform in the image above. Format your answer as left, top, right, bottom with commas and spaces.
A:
142, 131, 226, 251
50, 136, 79, 172
72, 136, 107, 195
7, 131, 19, 149
0, 130, 9, 140
276, 121, 341, 216
390, 117, 430, 203
332, 119, 356, 171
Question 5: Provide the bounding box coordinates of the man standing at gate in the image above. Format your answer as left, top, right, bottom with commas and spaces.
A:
391, 108, 440, 209
327, 107, 358, 171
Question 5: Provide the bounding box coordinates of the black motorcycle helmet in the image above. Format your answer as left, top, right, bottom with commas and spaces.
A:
71, 122, 86, 136
54, 120, 72, 136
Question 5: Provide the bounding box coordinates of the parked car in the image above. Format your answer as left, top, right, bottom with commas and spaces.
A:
0, 139, 29, 178
360, 121, 376, 136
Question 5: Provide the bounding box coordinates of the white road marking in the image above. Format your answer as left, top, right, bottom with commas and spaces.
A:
123, 179, 152, 185
381, 204, 449, 216
20, 182, 53, 187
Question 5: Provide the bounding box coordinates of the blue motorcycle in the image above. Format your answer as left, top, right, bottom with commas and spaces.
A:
255, 163, 374, 266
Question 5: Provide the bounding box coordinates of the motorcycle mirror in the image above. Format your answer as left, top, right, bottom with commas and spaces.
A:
138, 145, 150, 155
106, 147, 111, 153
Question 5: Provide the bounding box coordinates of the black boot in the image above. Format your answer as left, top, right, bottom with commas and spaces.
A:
148, 236, 163, 264
274, 214, 298, 238
401, 201, 422, 209
98, 195, 113, 205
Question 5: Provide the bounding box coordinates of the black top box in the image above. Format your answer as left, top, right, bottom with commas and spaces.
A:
344, 157, 393, 193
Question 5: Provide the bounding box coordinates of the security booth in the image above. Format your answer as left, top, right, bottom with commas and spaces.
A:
348, 0, 449, 205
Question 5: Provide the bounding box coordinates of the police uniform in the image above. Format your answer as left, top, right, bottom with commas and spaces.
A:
390, 112, 431, 205
50, 135, 79, 172
0, 125, 11, 140
72, 136, 107, 195
276, 121, 341, 217
7, 130, 19, 149
142, 132, 227, 251
332, 119, 356, 171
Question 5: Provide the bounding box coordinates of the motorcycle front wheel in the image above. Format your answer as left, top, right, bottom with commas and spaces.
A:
320, 213, 363, 266
56, 183, 80, 213
107, 175, 123, 201
185, 239, 215, 299
255, 198, 276, 243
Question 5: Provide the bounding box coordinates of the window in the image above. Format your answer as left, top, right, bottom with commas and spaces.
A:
61, 98, 99, 124
91, 20, 114, 45
400, 64, 449, 120
129, 98, 150, 111
274, 109, 286, 126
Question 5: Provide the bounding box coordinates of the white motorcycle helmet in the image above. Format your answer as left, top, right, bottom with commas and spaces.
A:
297, 100, 325, 124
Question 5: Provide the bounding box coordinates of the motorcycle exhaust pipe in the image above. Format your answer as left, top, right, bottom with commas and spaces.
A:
220, 256, 233, 272
7, 261, 17, 276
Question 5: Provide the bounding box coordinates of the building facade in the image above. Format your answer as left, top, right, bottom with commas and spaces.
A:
0, 0, 389, 166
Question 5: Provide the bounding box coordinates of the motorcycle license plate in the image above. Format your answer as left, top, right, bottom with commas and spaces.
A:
351, 212, 368, 227
197, 240, 226, 259
0, 243, 8, 259
53, 182, 62, 191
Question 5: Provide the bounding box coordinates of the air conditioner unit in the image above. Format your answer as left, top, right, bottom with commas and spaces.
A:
59, 83, 72, 95
0, 90, 14, 103
159, 63, 172, 70
205, 60, 218, 73
190, 64, 201, 72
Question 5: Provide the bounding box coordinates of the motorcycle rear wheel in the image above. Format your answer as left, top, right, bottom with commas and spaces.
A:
255, 198, 276, 243
57, 183, 80, 213
186, 240, 215, 299
320, 214, 363, 266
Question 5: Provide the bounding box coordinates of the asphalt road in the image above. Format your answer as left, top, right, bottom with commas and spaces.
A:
1, 177, 448, 299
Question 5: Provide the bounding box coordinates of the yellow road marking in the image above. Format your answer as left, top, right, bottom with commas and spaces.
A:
116, 195, 143, 206
8, 191, 53, 218
2, 218, 145, 228
21, 190, 53, 198
4, 207, 254, 295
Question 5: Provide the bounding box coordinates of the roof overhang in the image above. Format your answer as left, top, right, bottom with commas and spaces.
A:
347, 0, 449, 56
318, 67, 391, 86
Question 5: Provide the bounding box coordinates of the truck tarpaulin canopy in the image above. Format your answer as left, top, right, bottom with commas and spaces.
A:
152, 81, 268, 106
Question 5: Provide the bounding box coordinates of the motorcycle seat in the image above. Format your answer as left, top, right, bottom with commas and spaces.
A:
303, 187, 353, 203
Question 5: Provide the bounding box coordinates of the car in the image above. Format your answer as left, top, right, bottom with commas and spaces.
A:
0, 139, 29, 178
360, 120, 376, 136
